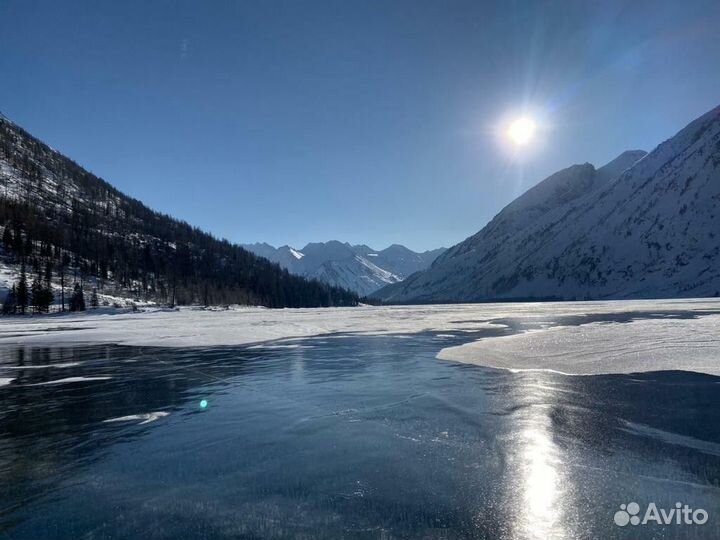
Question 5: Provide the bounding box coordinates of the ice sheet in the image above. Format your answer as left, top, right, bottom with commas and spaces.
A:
437, 312, 720, 376
1, 299, 719, 375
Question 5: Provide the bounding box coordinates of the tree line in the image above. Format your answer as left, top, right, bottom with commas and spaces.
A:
1, 259, 90, 314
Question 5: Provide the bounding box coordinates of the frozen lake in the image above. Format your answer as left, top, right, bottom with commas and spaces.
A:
1, 303, 720, 539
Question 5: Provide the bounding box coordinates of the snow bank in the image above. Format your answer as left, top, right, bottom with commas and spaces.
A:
437, 311, 720, 376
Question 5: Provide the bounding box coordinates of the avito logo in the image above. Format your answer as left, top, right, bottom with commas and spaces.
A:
614, 502, 708, 527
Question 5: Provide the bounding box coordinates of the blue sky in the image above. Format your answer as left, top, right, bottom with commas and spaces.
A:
1, 0, 719, 251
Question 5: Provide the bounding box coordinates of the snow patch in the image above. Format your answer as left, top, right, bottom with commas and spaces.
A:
103, 411, 169, 425
29, 376, 112, 386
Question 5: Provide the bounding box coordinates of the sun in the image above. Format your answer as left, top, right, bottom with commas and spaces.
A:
506, 117, 537, 146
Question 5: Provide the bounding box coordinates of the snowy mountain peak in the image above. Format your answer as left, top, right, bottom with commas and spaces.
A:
243, 241, 446, 296
503, 162, 597, 217
596, 149, 647, 183
375, 104, 720, 303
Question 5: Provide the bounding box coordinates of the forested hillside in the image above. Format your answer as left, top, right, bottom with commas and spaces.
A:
0, 115, 358, 308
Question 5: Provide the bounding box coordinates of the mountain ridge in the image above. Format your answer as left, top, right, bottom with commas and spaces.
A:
375, 105, 720, 303
242, 241, 446, 296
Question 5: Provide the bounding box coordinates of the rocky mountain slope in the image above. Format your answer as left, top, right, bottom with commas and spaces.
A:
0, 114, 358, 308
243, 241, 446, 296
376, 105, 720, 303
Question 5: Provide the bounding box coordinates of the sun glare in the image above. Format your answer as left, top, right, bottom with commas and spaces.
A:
507, 117, 537, 146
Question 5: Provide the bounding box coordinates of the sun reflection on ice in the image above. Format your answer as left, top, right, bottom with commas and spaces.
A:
521, 416, 562, 538
511, 377, 570, 540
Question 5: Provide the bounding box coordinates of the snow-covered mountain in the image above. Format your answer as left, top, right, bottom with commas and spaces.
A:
375, 104, 720, 303
242, 241, 446, 296
0, 115, 358, 308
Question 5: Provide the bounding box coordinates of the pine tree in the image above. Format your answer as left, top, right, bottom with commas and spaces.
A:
44, 260, 53, 289
41, 287, 53, 313
2, 285, 17, 315
42, 260, 54, 313
31, 277, 42, 313
1, 225, 12, 249
16, 265, 28, 314
59, 254, 70, 312
69, 283, 85, 312
11, 225, 23, 254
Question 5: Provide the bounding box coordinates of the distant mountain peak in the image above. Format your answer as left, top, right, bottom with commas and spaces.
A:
243, 241, 447, 296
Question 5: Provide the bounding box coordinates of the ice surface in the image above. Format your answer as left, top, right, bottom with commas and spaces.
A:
619, 420, 720, 456
0, 304, 503, 347
0, 299, 719, 376
437, 309, 720, 376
